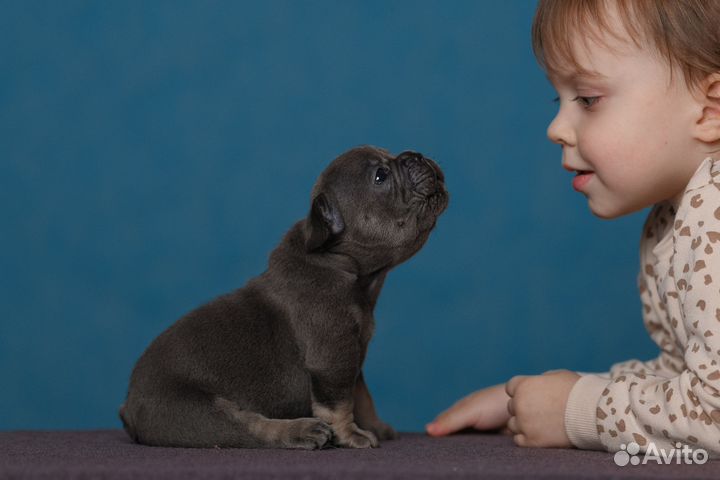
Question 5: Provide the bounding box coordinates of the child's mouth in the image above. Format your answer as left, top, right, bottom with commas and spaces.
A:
572, 171, 594, 191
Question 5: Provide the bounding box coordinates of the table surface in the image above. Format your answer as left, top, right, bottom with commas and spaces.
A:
1, 429, 718, 479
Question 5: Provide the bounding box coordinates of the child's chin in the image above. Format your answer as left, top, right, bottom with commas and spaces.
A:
588, 199, 625, 220
588, 199, 641, 220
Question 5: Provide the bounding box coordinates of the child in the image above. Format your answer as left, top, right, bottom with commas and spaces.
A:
426, 0, 720, 455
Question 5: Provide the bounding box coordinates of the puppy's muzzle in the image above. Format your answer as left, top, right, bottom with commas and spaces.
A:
397, 151, 445, 197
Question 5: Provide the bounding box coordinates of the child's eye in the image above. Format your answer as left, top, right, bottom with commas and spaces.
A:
553, 96, 600, 109
572, 96, 600, 108
552, 96, 600, 109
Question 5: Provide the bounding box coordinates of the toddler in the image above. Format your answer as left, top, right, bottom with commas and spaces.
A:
426, 0, 720, 455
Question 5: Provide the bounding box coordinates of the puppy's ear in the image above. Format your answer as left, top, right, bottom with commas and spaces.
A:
305, 192, 345, 252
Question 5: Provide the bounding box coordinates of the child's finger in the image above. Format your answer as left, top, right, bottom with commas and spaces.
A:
426, 407, 472, 436
507, 397, 515, 416
513, 433, 528, 447
427, 384, 511, 436
507, 415, 520, 434
505, 375, 527, 397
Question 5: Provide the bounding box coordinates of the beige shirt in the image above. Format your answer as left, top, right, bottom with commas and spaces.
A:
564, 156, 720, 456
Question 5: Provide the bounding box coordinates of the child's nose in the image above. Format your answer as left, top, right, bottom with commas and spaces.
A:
547, 112, 576, 147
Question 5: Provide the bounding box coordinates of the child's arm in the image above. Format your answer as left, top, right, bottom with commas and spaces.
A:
601, 269, 686, 380
577, 348, 685, 382
606, 351, 683, 379
424, 354, 677, 441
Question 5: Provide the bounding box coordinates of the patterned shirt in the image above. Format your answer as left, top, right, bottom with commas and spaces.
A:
564, 156, 720, 456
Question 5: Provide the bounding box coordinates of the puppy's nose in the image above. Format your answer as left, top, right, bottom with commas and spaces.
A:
398, 151, 443, 184
397, 151, 424, 166
424, 157, 444, 183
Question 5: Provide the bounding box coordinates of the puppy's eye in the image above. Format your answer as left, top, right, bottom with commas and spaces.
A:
374, 167, 390, 185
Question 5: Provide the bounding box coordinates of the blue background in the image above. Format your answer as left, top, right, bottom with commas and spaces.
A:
1, 0, 656, 432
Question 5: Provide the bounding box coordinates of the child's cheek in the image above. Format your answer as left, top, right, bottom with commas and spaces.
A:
577, 127, 613, 170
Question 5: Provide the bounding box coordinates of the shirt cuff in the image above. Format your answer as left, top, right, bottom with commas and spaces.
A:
564, 374, 610, 450
576, 371, 611, 379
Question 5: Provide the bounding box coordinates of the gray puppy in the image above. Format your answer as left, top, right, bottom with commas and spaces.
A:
119, 145, 448, 449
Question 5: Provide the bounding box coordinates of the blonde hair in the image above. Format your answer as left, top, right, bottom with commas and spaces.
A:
531, 0, 720, 95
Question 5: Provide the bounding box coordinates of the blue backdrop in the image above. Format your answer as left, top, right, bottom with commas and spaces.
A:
0, 0, 657, 432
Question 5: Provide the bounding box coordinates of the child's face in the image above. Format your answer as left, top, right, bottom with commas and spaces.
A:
546, 20, 702, 219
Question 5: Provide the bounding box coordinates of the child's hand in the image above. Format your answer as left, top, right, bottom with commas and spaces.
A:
425, 383, 512, 436
505, 370, 581, 448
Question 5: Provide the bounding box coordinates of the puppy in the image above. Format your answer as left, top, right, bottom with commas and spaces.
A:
119, 145, 448, 449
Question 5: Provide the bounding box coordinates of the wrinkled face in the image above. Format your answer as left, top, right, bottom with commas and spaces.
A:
305, 145, 449, 274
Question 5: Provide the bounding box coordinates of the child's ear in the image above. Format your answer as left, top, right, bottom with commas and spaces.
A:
693, 72, 720, 144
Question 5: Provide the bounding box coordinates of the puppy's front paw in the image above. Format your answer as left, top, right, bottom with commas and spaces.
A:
285, 418, 334, 450
370, 421, 398, 440
333, 423, 379, 448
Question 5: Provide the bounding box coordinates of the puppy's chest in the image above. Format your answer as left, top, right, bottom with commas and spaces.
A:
350, 303, 376, 349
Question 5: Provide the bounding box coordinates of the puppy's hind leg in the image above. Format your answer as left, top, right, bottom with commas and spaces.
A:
125, 392, 333, 449
213, 396, 335, 450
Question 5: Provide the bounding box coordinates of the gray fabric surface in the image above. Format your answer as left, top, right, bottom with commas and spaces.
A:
0, 429, 717, 479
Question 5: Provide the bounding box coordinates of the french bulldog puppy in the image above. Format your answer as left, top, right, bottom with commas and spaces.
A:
119, 145, 448, 449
